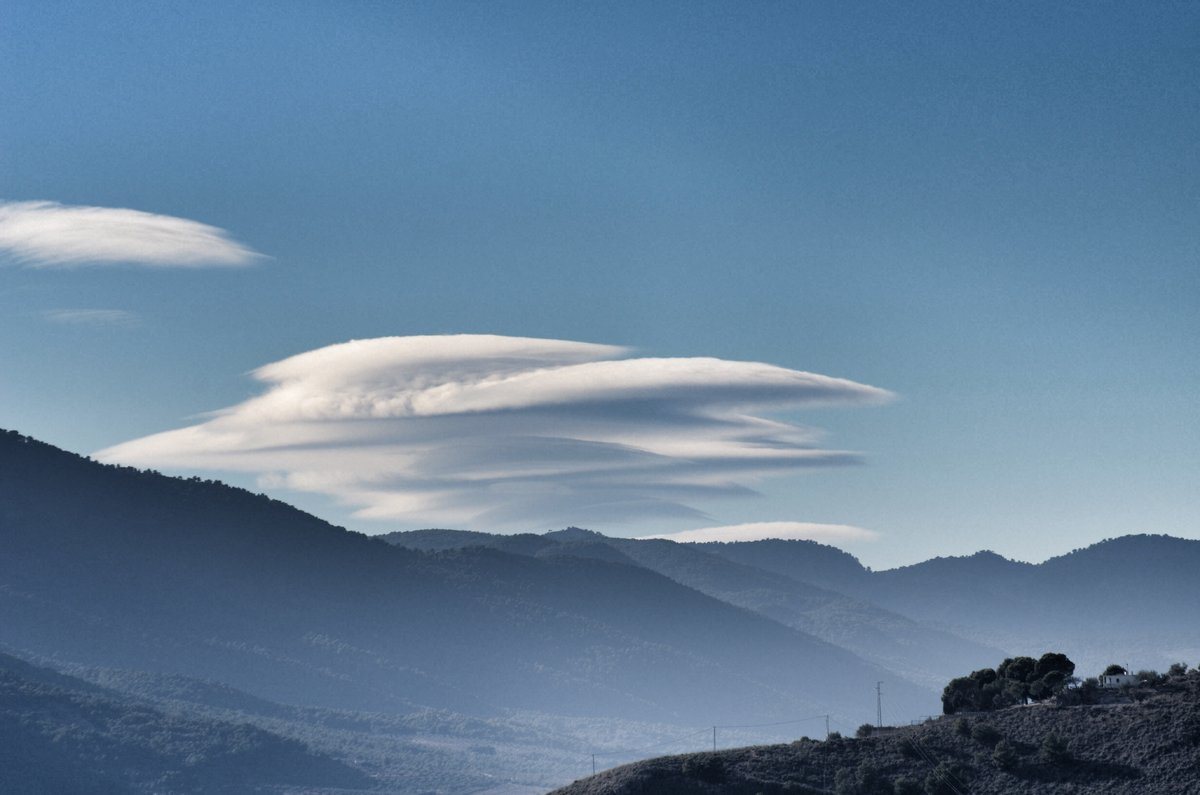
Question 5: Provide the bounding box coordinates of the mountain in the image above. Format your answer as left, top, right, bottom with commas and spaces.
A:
385, 529, 1004, 690
0, 651, 367, 794
692, 538, 873, 593
701, 536, 1200, 677
0, 429, 931, 737
551, 672, 1200, 794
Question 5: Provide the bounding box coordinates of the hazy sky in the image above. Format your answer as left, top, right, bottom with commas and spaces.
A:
2, 1, 1196, 567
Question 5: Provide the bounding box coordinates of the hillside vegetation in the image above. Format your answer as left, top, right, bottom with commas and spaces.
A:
552, 673, 1200, 794
0, 652, 367, 794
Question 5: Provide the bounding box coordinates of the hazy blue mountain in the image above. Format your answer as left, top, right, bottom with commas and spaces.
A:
693, 537, 873, 593
386, 528, 1005, 690
0, 430, 931, 735
0, 651, 367, 794
703, 535, 1200, 677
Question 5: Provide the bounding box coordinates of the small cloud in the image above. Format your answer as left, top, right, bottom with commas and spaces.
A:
97, 335, 893, 528
640, 521, 880, 544
0, 200, 261, 268
42, 308, 141, 327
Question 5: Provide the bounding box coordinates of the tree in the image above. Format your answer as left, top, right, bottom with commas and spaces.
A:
941, 676, 979, 715
1034, 652, 1075, 679
1031, 669, 1069, 701
1102, 664, 1127, 676
856, 723, 875, 738
969, 667, 997, 686
1168, 662, 1188, 677
998, 656, 1036, 683
942, 652, 1077, 713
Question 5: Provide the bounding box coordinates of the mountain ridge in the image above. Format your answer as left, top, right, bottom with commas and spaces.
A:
0, 429, 928, 728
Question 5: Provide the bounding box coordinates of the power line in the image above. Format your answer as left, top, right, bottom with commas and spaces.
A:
880, 699, 968, 795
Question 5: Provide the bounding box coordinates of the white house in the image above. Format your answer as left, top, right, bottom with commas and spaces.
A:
1098, 672, 1138, 688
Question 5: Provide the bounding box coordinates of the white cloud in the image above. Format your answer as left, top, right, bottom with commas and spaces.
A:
0, 200, 261, 267
42, 308, 140, 327
97, 335, 892, 528
638, 521, 879, 544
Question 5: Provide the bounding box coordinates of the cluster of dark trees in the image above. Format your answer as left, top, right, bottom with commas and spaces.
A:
942, 652, 1075, 714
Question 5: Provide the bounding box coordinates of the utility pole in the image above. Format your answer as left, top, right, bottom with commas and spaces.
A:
876, 681, 883, 728
712, 725, 717, 752
824, 714, 830, 739
592, 754, 596, 776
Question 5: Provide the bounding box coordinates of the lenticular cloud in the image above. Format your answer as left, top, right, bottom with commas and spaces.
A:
97, 335, 892, 527
0, 200, 260, 267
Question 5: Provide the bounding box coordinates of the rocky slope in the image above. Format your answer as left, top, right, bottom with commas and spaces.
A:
551, 674, 1200, 794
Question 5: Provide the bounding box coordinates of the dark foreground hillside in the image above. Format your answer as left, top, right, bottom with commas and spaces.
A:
552, 675, 1200, 794
0, 652, 367, 794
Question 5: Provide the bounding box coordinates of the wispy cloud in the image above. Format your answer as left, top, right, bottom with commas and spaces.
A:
97, 335, 892, 528
0, 200, 261, 267
42, 308, 141, 327
639, 521, 879, 544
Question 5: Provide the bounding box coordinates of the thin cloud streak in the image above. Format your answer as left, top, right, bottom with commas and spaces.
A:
97, 335, 893, 528
641, 521, 880, 544
0, 200, 261, 267
42, 309, 141, 327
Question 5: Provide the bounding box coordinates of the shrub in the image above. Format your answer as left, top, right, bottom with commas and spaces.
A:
1039, 732, 1071, 765
893, 778, 922, 795
1138, 669, 1167, 686
954, 717, 971, 737
970, 723, 1001, 747
991, 739, 1018, 771
681, 755, 725, 783
923, 762, 966, 795
835, 761, 891, 795
1168, 662, 1188, 677
856, 723, 875, 738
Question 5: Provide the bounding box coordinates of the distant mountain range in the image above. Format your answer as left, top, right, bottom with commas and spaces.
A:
1, 428, 1196, 793
384, 527, 1005, 690
1, 429, 933, 726
700, 535, 1200, 678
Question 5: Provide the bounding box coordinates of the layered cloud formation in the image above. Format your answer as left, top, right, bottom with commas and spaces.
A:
97, 335, 891, 528
641, 521, 879, 544
0, 200, 260, 267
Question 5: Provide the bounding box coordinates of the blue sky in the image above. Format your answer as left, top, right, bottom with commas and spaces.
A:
2, 1, 1197, 567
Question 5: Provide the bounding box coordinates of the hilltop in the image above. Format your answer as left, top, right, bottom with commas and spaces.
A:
551, 673, 1200, 794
